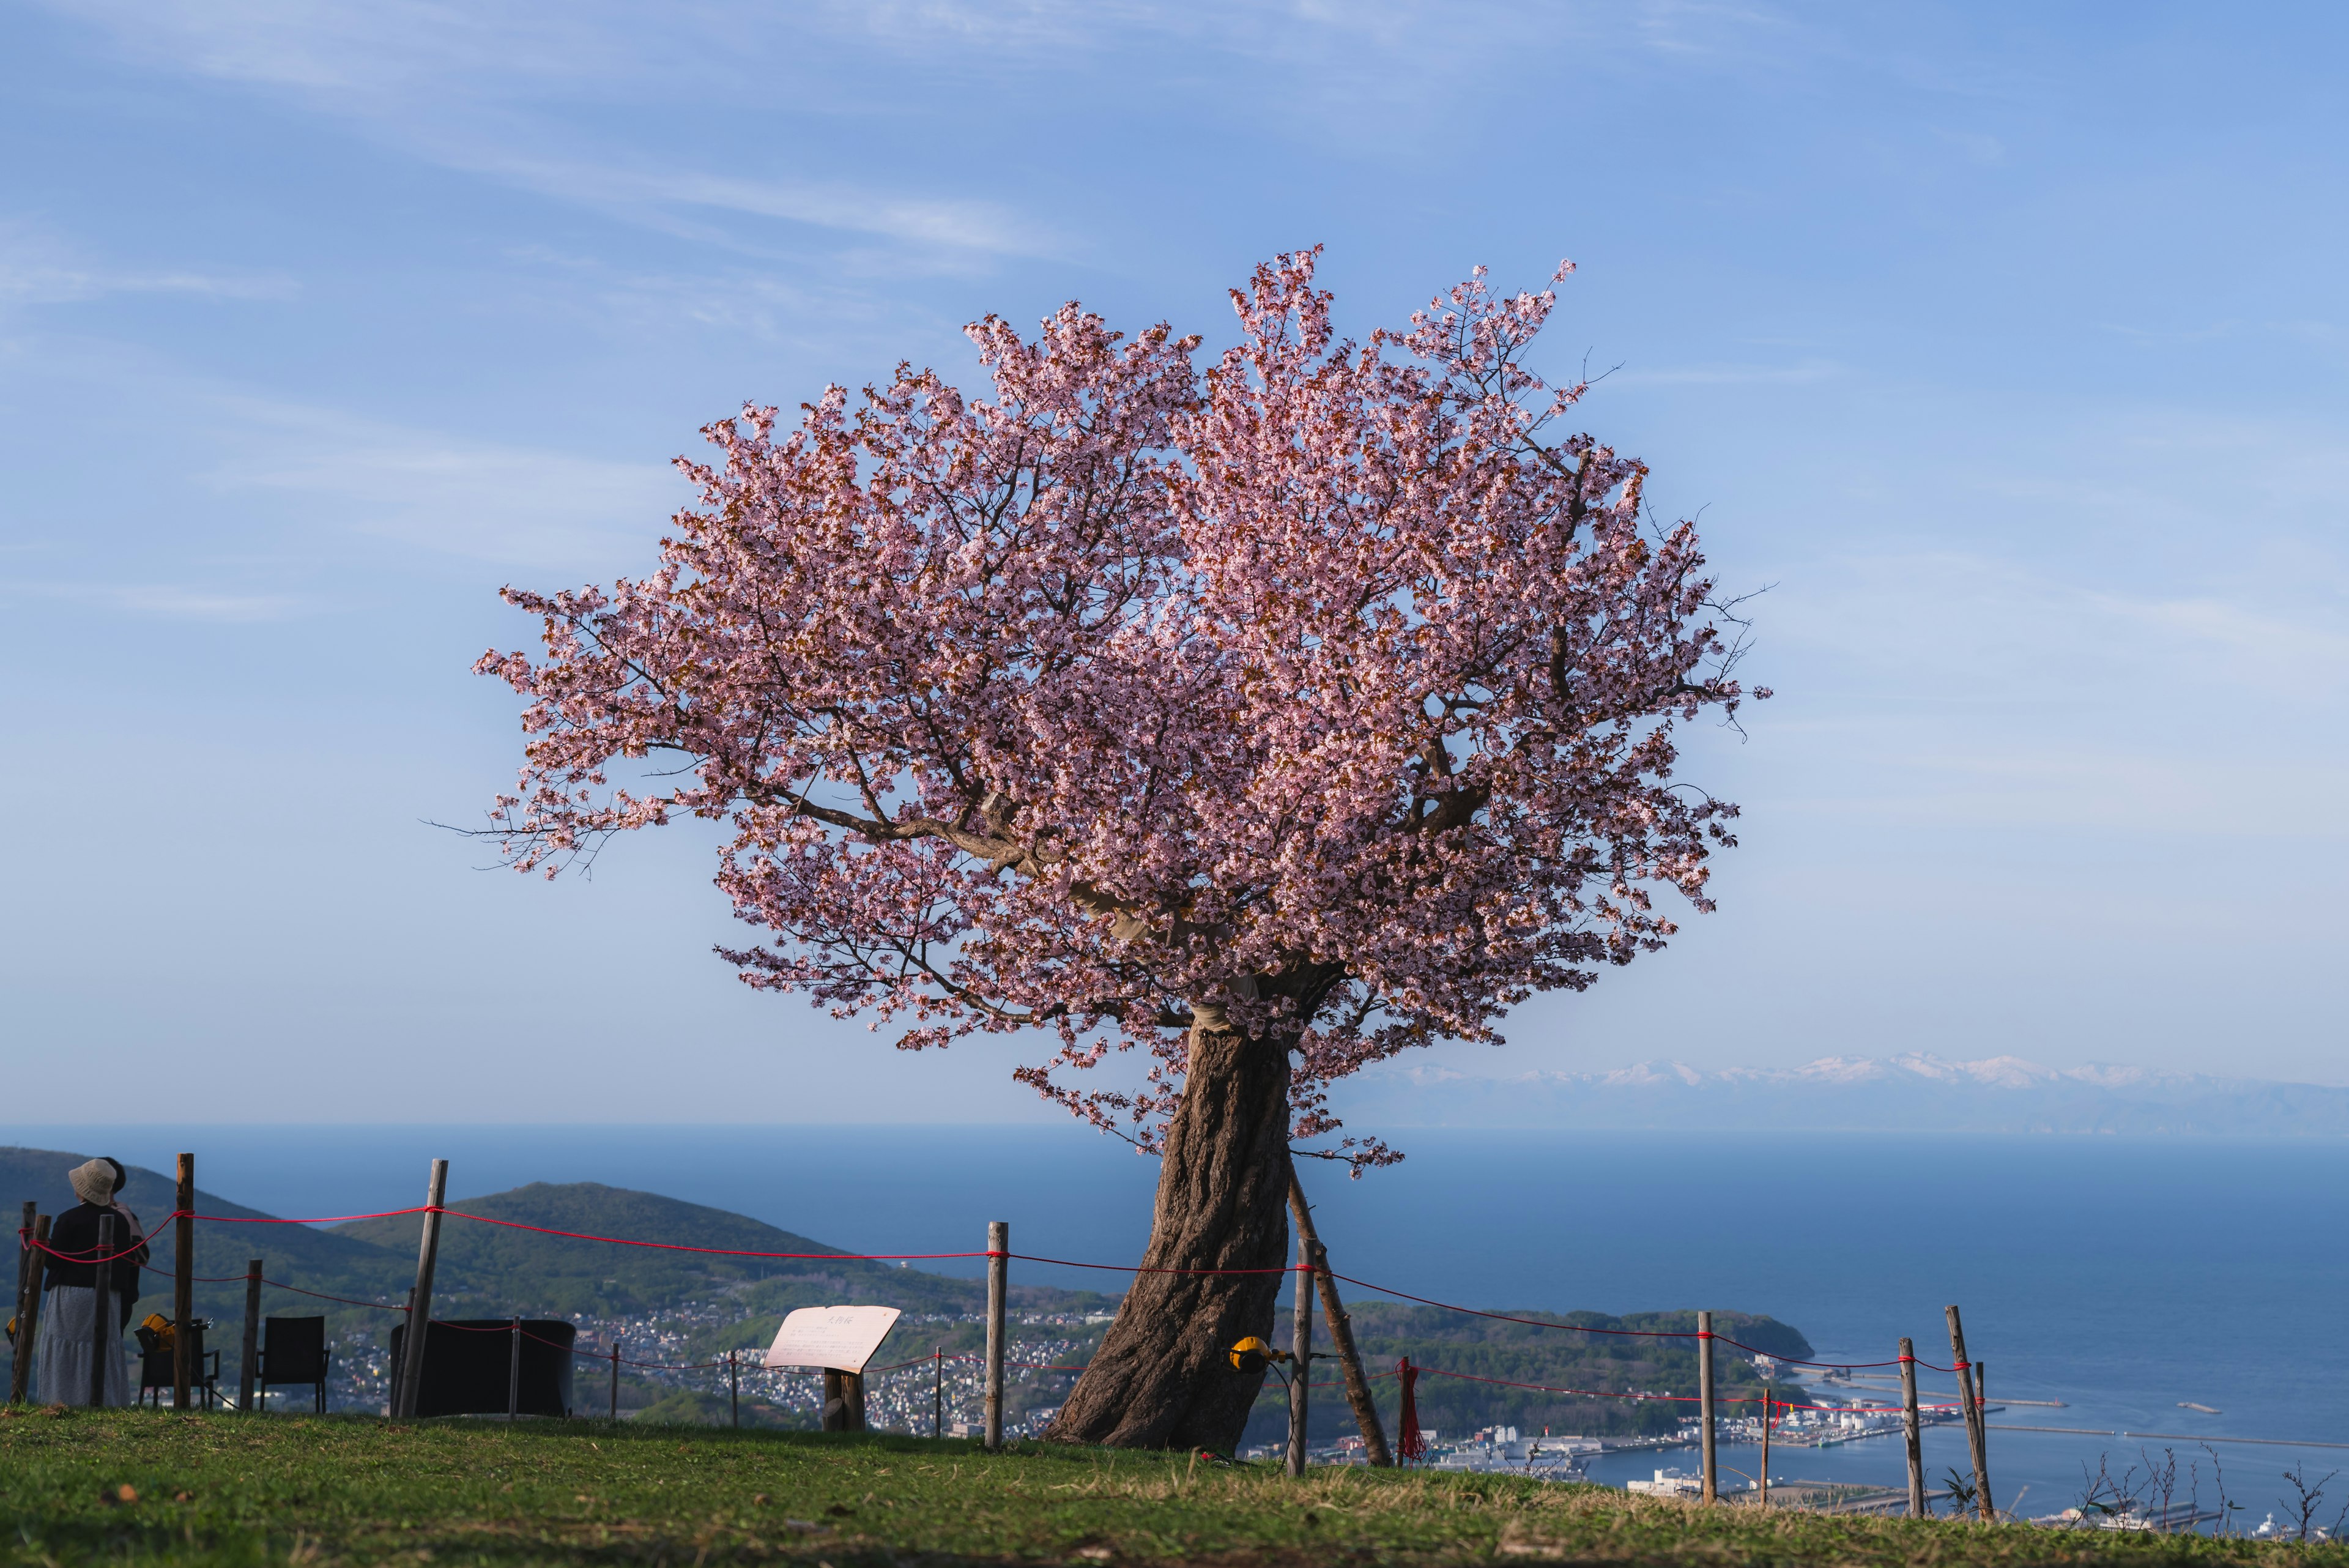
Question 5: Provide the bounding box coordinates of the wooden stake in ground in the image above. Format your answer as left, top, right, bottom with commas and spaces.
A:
174, 1153, 195, 1411
729, 1351, 740, 1428
609, 1339, 620, 1422
1698, 1310, 1717, 1503
239, 1260, 262, 1413
984, 1220, 1008, 1449
1285, 1165, 1390, 1466
933, 1347, 943, 1438
14, 1214, 50, 1405
1287, 1224, 1312, 1478
1945, 1304, 1994, 1521
393, 1159, 448, 1419
1898, 1336, 1925, 1517
506, 1317, 521, 1422
9, 1202, 35, 1405
90, 1211, 116, 1408
1759, 1393, 1772, 1509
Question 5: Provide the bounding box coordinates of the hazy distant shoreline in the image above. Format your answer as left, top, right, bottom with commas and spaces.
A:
1326, 1052, 2349, 1136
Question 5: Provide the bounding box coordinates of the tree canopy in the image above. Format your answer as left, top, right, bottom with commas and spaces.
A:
480, 250, 1759, 1170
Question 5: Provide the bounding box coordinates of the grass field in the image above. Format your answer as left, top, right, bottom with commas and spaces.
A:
4, 1408, 2342, 1568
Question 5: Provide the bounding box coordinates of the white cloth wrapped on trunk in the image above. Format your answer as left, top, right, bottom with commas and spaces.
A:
33, 1285, 132, 1406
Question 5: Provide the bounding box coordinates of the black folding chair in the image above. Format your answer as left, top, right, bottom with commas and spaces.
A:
136, 1320, 221, 1409
256, 1315, 331, 1413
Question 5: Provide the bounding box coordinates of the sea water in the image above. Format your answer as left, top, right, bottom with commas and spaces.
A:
12, 1122, 2345, 1529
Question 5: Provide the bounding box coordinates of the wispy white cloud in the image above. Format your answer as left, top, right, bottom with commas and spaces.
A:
38, 1, 1060, 260
0, 221, 295, 309
1615, 357, 1844, 387
202, 392, 687, 573
10, 579, 313, 622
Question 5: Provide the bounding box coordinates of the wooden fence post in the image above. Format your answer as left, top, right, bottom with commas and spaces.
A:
609, 1339, 620, 1422
1945, 1305, 1994, 1521
933, 1347, 943, 1438
13, 1216, 50, 1405
10, 1202, 35, 1405
1286, 1165, 1390, 1465
506, 1317, 521, 1422
1698, 1310, 1716, 1503
729, 1351, 740, 1428
240, 1260, 262, 1412
1898, 1336, 1924, 1518
90, 1212, 116, 1408
393, 1159, 448, 1419
1759, 1392, 1772, 1509
1288, 1224, 1312, 1478
983, 1220, 1007, 1449
173, 1153, 195, 1410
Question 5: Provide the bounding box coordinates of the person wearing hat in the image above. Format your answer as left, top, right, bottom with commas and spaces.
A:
34, 1157, 148, 1406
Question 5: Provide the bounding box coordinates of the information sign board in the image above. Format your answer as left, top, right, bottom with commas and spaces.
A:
763, 1304, 902, 1373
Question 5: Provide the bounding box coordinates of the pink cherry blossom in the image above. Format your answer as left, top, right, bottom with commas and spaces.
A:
478, 248, 1757, 1173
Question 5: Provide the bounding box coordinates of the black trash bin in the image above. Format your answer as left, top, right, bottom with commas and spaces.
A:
388, 1320, 575, 1418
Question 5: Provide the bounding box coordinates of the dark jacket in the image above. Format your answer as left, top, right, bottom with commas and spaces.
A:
42, 1202, 146, 1323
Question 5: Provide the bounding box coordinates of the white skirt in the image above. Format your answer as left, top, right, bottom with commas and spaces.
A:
33, 1285, 133, 1406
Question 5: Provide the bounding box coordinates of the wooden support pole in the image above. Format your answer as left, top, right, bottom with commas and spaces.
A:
729, 1351, 740, 1429
609, 1339, 620, 1422
239, 1260, 262, 1412
845, 1370, 865, 1431
1698, 1310, 1717, 1503
506, 1317, 521, 1422
1945, 1305, 1994, 1522
173, 1153, 195, 1411
1286, 1165, 1390, 1466
933, 1347, 943, 1438
393, 1159, 448, 1420
822, 1367, 846, 1432
10, 1202, 35, 1405
1899, 1336, 1925, 1518
983, 1220, 1007, 1449
1759, 1393, 1772, 1510
1288, 1223, 1312, 1479
15, 1215, 50, 1405
90, 1212, 116, 1408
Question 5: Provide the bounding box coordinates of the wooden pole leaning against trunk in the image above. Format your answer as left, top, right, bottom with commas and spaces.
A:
10, 1202, 36, 1405
1285, 1165, 1391, 1466
174, 1153, 195, 1411
393, 1159, 448, 1421
1898, 1336, 1926, 1518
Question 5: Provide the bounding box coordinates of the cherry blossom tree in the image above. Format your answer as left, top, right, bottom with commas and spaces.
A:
477, 250, 1760, 1451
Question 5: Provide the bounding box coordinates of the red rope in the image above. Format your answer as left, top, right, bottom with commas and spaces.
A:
433, 1209, 995, 1261
22, 1212, 177, 1265
190, 1206, 431, 1226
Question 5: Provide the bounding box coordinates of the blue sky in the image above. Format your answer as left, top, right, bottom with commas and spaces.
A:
4, 1, 2344, 1121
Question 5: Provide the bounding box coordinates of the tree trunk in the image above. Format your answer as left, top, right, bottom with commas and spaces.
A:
1044, 1019, 1293, 1451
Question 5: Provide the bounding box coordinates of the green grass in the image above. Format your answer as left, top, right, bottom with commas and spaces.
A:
4, 1408, 2343, 1568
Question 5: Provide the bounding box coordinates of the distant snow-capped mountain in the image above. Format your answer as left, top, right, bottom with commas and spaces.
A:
1331, 1052, 2348, 1135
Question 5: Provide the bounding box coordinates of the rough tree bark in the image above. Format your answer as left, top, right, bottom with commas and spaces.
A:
1044, 1016, 1294, 1451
